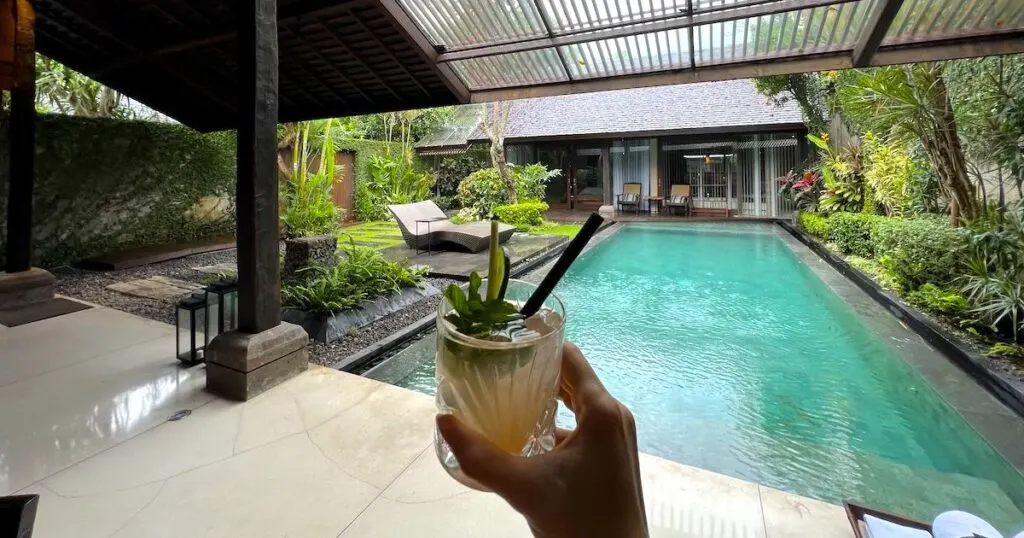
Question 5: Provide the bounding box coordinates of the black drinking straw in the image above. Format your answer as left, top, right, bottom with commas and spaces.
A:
519, 212, 604, 317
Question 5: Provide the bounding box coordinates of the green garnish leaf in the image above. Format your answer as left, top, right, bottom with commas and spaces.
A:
443, 272, 522, 338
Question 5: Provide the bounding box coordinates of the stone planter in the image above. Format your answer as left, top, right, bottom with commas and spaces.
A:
283, 235, 338, 281
283, 283, 441, 343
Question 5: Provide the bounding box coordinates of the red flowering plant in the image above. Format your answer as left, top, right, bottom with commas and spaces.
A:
779, 170, 823, 212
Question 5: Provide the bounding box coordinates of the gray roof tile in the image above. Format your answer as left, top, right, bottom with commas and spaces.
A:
416, 79, 803, 149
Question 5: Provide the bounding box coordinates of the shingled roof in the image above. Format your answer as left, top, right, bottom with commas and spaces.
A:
416, 79, 803, 151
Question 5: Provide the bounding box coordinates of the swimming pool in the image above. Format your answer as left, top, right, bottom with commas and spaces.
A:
371, 222, 1024, 530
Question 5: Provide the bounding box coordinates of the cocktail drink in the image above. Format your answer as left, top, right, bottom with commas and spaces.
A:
434, 278, 565, 490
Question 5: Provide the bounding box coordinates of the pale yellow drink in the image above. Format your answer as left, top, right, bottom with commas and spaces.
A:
435, 279, 565, 490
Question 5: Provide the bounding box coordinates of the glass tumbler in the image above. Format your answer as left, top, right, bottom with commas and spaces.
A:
434, 278, 566, 491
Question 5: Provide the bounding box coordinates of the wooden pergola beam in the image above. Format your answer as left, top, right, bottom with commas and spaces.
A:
852, 0, 905, 67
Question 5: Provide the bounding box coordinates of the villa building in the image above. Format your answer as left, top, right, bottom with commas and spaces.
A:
416, 79, 808, 218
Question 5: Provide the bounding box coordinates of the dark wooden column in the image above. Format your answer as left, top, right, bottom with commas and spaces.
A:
4, 0, 35, 273
235, 0, 281, 333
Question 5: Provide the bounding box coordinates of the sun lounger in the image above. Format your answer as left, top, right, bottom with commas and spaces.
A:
388, 201, 515, 253
664, 184, 692, 216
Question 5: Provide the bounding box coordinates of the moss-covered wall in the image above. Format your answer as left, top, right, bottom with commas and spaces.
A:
0, 113, 237, 267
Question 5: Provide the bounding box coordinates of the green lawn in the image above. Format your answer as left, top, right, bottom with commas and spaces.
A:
338, 221, 405, 250
338, 219, 582, 250
528, 222, 582, 238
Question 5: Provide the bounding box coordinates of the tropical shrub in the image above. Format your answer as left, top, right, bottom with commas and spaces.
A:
457, 168, 507, 217
809, 133, 865, 214
779, 170, 823, 212
493, 201, 549, 230
871, 216, 960, 290
457, 163, 558, 218
906, 283, 969, 317
281, 120, 342, 238
797, 211, 828, 239
959, 201, 1024, 342
512, 164, 559, 201
282, 244, 426, 315
826, 212, 878, 257
367, 155, 434, 205
847, 255, 902, 293
862, 132, 915, 216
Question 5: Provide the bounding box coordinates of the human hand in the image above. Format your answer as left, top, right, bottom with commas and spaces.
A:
436, 342, 648, 538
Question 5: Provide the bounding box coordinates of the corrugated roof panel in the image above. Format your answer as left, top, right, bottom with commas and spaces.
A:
400, 0, 547, 49
541, 0, 689, 33
450, 48, 570, 89
884, 0, 1024, 45
694, 0, 873, 65
560, 28, 692, 78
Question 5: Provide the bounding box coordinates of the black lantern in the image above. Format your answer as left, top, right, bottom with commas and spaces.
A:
205, 277, 239, 346
176, 292, 207, 366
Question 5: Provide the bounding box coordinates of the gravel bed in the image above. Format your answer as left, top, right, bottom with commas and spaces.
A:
56, 251, 452, 370
53, 249, 240, 325
307, 277, 455, 367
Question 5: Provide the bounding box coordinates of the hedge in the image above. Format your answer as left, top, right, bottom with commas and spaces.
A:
494, 201, 549, 230
871, 216, 960, 290
826, 212, 879, 258
0, 113, 236, 267
797, 211, 828, 239
798, 211, 961, 293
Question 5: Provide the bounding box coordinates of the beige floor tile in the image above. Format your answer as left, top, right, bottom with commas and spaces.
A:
233, 383, 306, 453
642, 454, 767, 538
759, 486, 852, 538
340, 487, 529, 538
0, 307, 173, 387
380, 447, 465, 504
0, 336, 210, 495
308, 382, 436, 489
282, 366, 384, 431
111, 434, 380, 538
19, 481, 164, 538
42, 398, 242, 497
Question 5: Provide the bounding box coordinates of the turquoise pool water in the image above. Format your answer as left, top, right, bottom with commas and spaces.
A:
384, 223, 1024, 530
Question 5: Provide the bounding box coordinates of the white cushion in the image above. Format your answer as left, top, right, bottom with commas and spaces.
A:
620, 192, 638, 203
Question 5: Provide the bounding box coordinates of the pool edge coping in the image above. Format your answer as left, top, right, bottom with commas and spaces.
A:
777, 220, 1024, 421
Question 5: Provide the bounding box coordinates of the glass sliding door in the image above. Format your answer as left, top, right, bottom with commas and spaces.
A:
611, 139, 651, 209
536, 143, 572, 208
662, 140, 735, 214
573, 146, 604, 210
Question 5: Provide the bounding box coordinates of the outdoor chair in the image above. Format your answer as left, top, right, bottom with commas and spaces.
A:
665, 184, 692, 216
388, 201, 514, 253
617, 183, 642, 215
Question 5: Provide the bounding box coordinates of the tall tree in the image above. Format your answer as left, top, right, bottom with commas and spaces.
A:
34, 55, 130, 118
753, 73, 830, 134
839, 63, 977, 224
479, 101, 515, 204
947, 54, 1024, 206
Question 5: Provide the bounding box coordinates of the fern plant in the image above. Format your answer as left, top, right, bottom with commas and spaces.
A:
282, 241, 427, 315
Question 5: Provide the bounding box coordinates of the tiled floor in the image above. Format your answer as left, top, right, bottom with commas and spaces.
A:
1, 305, 852, 537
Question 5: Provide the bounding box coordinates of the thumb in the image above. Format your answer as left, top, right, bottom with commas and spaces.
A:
436, 414, 533, 498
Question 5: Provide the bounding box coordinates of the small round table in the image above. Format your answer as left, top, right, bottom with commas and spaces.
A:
646, 196, 664, 215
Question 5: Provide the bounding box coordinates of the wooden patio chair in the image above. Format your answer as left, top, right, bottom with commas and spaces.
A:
617, 183, 642, 215
664, 184, 692, 216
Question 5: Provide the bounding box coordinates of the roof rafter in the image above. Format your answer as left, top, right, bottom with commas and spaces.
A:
852, 0, 906, 67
